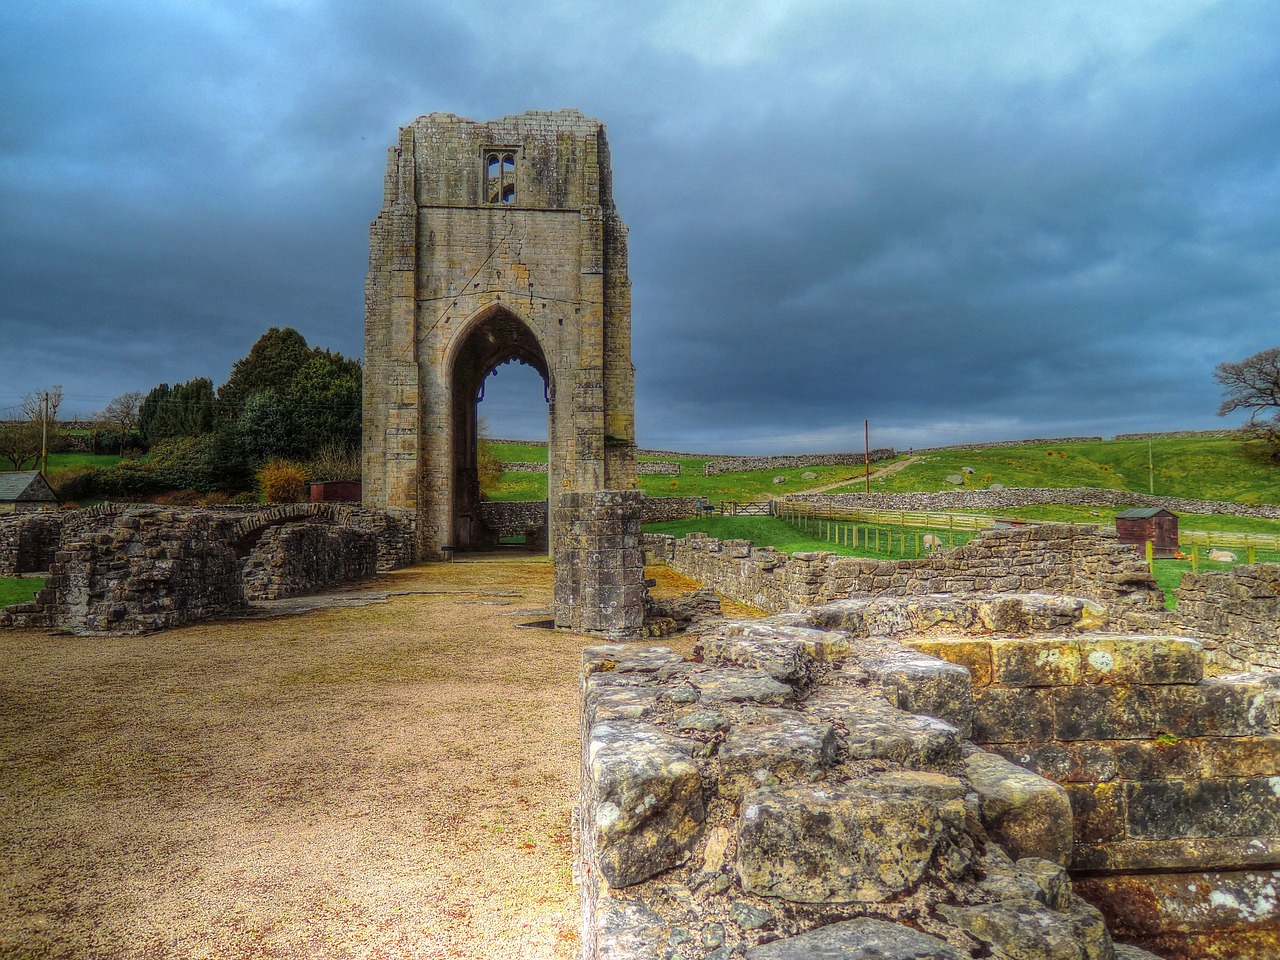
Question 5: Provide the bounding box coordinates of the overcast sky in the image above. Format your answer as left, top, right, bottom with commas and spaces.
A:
2, 1, 1278, 454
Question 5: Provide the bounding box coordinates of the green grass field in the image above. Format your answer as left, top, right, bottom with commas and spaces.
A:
0, 577, 43, 608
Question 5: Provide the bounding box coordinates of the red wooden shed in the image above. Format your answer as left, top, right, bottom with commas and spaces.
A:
1115, 508, 1179, 558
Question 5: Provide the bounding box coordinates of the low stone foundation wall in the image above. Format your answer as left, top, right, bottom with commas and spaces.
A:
242, 522, 378, 600
1173, 564, 1280, 672
645, 524, 1164, 618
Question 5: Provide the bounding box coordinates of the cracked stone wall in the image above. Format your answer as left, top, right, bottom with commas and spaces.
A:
645, 523, 1164, 618
579, 592, 1280, 959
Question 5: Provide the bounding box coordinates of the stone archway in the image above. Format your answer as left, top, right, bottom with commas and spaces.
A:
363, 110, 637, 559
448, 305, 550, 548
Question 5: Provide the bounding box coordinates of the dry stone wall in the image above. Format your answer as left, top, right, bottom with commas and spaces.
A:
645, 524, 1164, 618
1172, 564, 1280, 672
788, 488, 1280, 521
704, 451, 894, 476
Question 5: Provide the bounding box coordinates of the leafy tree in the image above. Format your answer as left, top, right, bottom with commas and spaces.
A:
0, 386, 61, 471
284, 351, 362, 454
98, 391, 144, 455
138, 378, 217, 446
476, 417, 503, 497
217, 327, 314, 416
1216, 347, 1280, 460
234, 391, 301, 463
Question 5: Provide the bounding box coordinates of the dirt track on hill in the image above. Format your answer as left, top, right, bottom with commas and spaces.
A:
0, 560, 709, 960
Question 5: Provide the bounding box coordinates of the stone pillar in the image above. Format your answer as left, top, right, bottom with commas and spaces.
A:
554, 490, 644, 639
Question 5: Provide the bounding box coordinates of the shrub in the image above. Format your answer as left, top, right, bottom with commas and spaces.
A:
257, 460, 308, 503
306, 442, 360, 483
51, 466, 100, 501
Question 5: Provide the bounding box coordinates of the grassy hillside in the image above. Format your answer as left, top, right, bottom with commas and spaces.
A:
864, 437, 1280, 504
485, 435, 1280, 507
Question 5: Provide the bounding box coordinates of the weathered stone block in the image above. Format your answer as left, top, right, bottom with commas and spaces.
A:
744, 917, 965, 959
718, 709, 838, 800
964, 750, 1074, 866
973, 687, 1056, 743
991, 637, 1082, 687
682, 665, 794, 705
858, 643, 974, 737
907, 637, 995, 687
1125, 777, 1280, 840
1077, 634, 1204, 685
1065, 781, 1126, 844
805, 686, 961, 769
992, 741, 1117, 783
736, 781, 966, 903
939, 897, 1114, 960
586, 721, 705, 887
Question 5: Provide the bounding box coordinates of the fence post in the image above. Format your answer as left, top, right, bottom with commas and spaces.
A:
1146, 540, 1154, 572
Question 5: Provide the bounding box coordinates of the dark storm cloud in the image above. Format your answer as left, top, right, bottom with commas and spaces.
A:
2, 1, 1278, 454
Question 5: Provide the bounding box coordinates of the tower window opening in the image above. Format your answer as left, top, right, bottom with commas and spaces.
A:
485, 150, 518, 204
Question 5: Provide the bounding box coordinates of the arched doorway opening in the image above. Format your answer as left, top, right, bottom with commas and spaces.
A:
448, 307, 550, 550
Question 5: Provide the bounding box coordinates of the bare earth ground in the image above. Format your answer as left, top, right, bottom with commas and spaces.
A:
0, 559, 711, 960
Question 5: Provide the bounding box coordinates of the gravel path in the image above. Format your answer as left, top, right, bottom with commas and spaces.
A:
1, 558, 699, 960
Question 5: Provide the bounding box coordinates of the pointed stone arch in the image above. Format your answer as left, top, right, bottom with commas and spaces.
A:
446, 302, 552, 549
363, 110, 637, 559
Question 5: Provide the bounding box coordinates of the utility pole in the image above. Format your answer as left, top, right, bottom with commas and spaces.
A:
864, 419, 870, 494
40, 391, 48, 476
1148, 438, 1154, 495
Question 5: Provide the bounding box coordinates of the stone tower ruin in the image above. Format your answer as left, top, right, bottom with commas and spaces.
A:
363, 110, 637, 558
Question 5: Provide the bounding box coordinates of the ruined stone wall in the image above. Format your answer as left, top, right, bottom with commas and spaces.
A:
1, 509, 246, 634
1, 504, 414, 634
0, 511, 64, 576
911, 629, 1280, 958
645, 524, 1164, 618
579, 595, 1163, 959
241, 523, 378, 601
1172, 563, 1280, 671
476, 500, 547, 538
581, 592, 1280, 959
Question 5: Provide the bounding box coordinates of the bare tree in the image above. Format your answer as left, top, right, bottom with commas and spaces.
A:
99, 391, 144, 456
0, 386, 62, 471
1216, 348, 1280, 459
